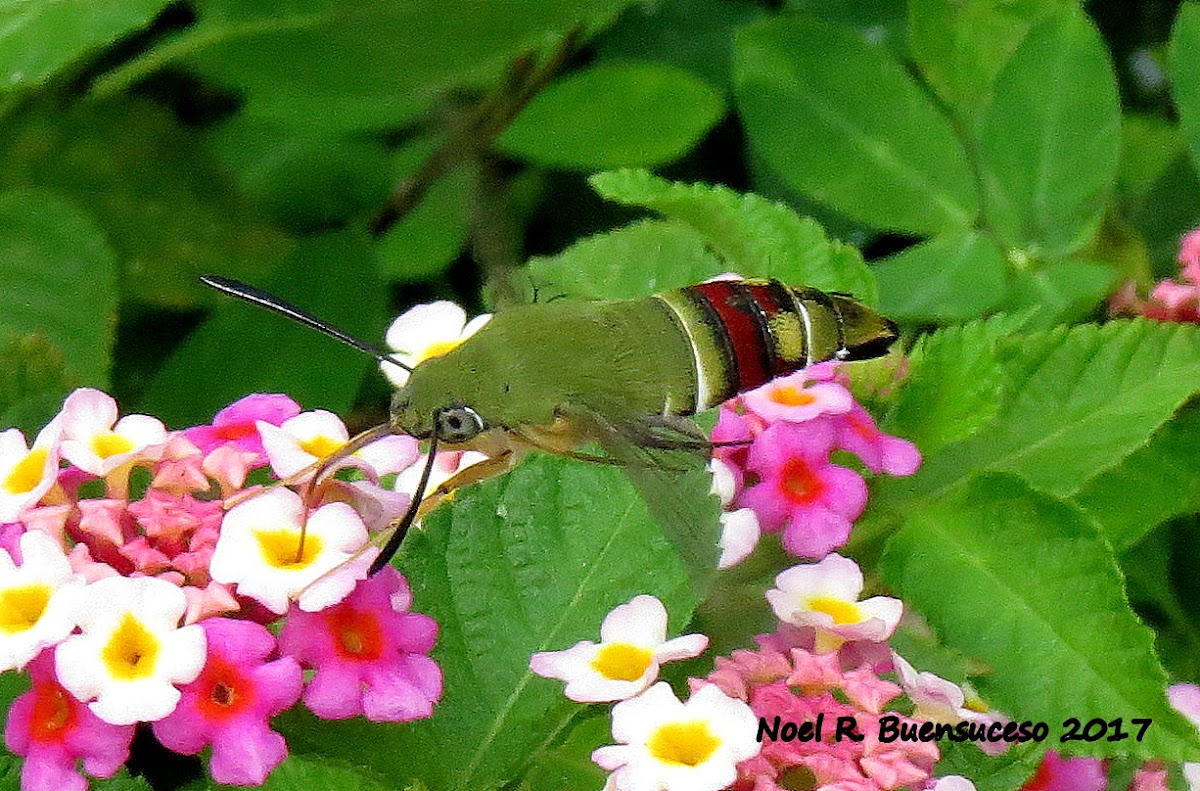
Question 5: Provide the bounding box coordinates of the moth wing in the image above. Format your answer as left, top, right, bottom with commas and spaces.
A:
554, 400, 722, 594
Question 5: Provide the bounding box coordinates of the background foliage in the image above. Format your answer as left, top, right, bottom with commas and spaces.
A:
2, 0, 1200, 789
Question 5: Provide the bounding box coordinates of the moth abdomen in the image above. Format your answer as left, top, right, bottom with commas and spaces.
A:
654, 279, 898, 411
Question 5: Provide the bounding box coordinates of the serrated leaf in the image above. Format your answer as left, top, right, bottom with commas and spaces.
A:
0, 99, 289, 308
497, 61, 724, 170
282, 454, 700, 791
0, 0, 171, 91
522, 714, 609, 791
0, 189, 117, 388
977, 6, 1120, 258
874, 230, 1010, 322
1171, 4, 1200, 179
882, 475, 1200, 761
138, 231, 385, 427
1073, 402, 1200, 552
253, 754, 393, 791
886, 320, 1200, 504
524, 220, 722, 300
883, 314, 1029, 456
909, 0, 1067, 122
733, 15, 976, 235
590, 170, 878, 302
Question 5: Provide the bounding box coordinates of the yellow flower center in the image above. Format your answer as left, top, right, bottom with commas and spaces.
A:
770, 384, 816, 407
3, 448, 48, 495
101, 613, 160, 680
590, 642, 654, 682
420, 338, 464, 362
298, 435, 344, 459
0, 584, 51, 633
647, 720, 721, 767
255, 528, 323, 570
807, 596, 861, 625
91, 432, 135, 459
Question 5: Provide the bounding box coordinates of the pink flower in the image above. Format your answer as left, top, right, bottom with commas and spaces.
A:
1018, 751, 1106, 791
278, 567, 441, 722
738, 421, 867, 558
153, 618, 302, 786
183, 393, 301, 461
4, 653, 135, 791
1179, 228, 1200, 284
834, 404, 921, 476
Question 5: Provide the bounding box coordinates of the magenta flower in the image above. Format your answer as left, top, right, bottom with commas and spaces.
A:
278, 566, 442, 722
5, 653, 135, 791
738, 420, 868, 558
834, 403, 921, 476
1018, 751, 1106, 791
183, 393, 301, 461
152, 617, 302, 786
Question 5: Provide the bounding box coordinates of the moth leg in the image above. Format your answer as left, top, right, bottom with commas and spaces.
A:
414, 450, 518, 519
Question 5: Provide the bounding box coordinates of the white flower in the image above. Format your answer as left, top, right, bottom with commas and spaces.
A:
717, 508, 760, 569
258, 410, 418, 479
0, 420, 62, 522
593, 682, 759, 791
742, 373, 854, 423
0, 531, 84, 670
209, 487, 374, 614
394, 450, 488, 501
380, 301, 492, 386
929, 778, 978, 791
766, 553, 902, 653
529, 595, 707, 702
54, 576, 205, 725
59, 388, 167, 475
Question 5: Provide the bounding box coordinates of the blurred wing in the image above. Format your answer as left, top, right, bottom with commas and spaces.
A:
555, 400, 723, 596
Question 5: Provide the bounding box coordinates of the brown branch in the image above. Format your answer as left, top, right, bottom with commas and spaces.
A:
369, 25, 582, 238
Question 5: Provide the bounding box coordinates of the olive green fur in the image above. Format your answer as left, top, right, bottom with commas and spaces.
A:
390, 296, 697, 439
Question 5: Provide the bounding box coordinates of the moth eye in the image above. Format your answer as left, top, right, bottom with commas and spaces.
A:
436, 406, 485, 444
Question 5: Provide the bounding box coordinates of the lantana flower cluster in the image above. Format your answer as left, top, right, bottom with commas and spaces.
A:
0, 388, 442, 791
711, 362, 920, 561
531, 556, 992, 791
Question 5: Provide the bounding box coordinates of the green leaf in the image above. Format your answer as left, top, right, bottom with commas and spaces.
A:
733, 15, 977, 235
206, 117, 394, 232
138, 231, 385, 427
590, 170, 878, 302
597, 0, 766, 91
99, 0, 636, 134
1119, 113, 1188, 204
883, 314, 1029, 456
522, 714, 610, 791
0, 98, 290, 308
1171, 3, 1200, 178
497, 61, 725, 169
874, 231, 1010, 323
787, 0, 910, 57
1073, 402, 1200, 552
909, 0, 1067, 122
0, 0, 171, 91
1004, 259, 1118, 327
0, 189, 117, 388
977, 6, 1120, 258
251, 753, 393, 791
283, 454, 700, 791
376, 137, 471, 284
885, 320, 1200, 504
0, 332, 70, 427
882, 475, 1200, 761
524, 220, 722, 300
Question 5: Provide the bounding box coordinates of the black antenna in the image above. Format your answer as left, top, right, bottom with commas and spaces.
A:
370, 419, 441, 574
200, 275, 412, 372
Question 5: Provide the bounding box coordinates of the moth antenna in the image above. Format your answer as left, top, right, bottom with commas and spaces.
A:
369, 416, 442, 575
200, 275, 413, 372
